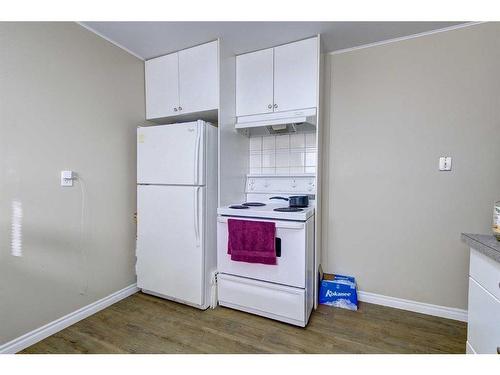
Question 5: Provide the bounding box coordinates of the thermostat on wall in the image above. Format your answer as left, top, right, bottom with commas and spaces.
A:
61, 170, 74, 187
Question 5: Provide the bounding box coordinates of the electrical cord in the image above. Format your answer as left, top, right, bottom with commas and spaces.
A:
74, 173, 89, 296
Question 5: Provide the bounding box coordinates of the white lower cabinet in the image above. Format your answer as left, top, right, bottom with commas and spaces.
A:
466, 249, 500, 354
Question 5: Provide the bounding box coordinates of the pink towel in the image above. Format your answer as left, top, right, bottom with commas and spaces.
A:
227, 219, 276, 265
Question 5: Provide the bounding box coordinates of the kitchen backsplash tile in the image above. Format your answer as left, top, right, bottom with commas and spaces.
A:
305, 151, 317, 167
305, 133, 316, 149
262, 151, 276, 168
290, 133, 306, 149
290, 166, 305, 174
249, 133, 316, 176
276, 167, 290, 175
289, 151, 305, 167
275, 150, 290, 168
262, 167, 276, 174
249, 136, 262, 151
249, 153, 262, 169
262, 136, 276, 150
275, 134, 290, 149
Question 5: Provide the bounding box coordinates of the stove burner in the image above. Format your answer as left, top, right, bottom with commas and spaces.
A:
229, 205, 250, 209
242, 202, 266, 207
273, 207, 304, 212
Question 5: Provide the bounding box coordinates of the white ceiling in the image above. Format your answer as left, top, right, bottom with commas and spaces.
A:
81, 21, 466, 60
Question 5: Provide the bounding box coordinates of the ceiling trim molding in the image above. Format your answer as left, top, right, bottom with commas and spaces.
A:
329, 21, 484, 55
77, 22, 145, 61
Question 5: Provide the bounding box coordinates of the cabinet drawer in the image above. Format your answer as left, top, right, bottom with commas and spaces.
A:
467, 277, 500, 354
469, 248, 500, 301
218, 274, 306, 326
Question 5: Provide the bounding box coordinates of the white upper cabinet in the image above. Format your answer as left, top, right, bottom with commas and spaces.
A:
235, 37, 318, 118
145, 41, 218, 120
145, 53, 179, 119
236, 48, 274, 117
273, 37, 318, 112
179, 40, 219, 114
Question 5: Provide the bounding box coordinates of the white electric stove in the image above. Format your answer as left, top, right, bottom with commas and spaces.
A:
216, 175, 315, 327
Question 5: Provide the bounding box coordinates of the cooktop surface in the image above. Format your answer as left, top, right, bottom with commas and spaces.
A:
218, 202, 314, 221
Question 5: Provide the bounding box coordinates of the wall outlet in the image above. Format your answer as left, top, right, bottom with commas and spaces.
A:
439, 157, 452, 171
61, 170, 74, 187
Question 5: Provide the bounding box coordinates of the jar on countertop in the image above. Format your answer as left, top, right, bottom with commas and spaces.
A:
493, 201, 500, 241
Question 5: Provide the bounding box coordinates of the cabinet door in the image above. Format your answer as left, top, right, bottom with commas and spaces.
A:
145, 53, 179, 119
178, 41, 219, 114
273, 37, 318, 112
236, 48, 274, 117
467, 278, 500, 354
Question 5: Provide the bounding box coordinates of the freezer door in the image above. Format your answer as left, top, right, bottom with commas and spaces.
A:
136, 185, 205, 306
137, 121, 205, 185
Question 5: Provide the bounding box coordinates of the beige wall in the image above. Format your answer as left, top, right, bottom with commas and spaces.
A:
0, 22, 144, 345
322, 22, 500, 310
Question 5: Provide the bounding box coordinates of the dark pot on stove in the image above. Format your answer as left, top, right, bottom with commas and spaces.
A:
270, 195, 309, 208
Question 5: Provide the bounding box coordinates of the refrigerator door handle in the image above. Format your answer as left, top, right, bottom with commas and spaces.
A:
193, 122, 202, 185
194, 187, 201, 247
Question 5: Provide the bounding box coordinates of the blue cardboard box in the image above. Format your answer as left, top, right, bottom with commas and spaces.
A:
319, 273, 358, 311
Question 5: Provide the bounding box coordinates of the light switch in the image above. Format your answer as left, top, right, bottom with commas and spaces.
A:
439, 157, 452, 171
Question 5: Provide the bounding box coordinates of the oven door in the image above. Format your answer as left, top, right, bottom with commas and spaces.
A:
217, 216, 309, 288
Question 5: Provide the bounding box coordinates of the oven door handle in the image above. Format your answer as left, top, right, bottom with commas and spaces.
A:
217, 217, 305, 230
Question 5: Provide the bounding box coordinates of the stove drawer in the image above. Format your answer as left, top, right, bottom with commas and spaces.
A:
218, 274, 306, 326
217, 216, 314, 288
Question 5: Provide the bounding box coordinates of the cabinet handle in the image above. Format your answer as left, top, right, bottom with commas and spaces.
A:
173, 107, 178, 112
267, 104, 272, 109
274, 104, 278, 109
178, 106, 182, 111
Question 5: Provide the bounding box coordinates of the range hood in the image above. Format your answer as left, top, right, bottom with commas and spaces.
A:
235, 108, 317, 135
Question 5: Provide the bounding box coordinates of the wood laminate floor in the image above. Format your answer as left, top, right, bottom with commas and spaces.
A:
21, 292, 467, 354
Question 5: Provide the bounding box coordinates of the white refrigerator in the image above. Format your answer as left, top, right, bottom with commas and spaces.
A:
136, 120, 218, 309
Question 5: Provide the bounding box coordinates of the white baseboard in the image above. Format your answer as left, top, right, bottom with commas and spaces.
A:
465, 341, 476, 354
358, 290, 468, 322
0, 284, 139, 354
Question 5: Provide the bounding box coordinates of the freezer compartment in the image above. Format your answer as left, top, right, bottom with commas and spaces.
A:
217, 216, 313, 288
137, 121, 205, 185
218, 273, 307, 327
